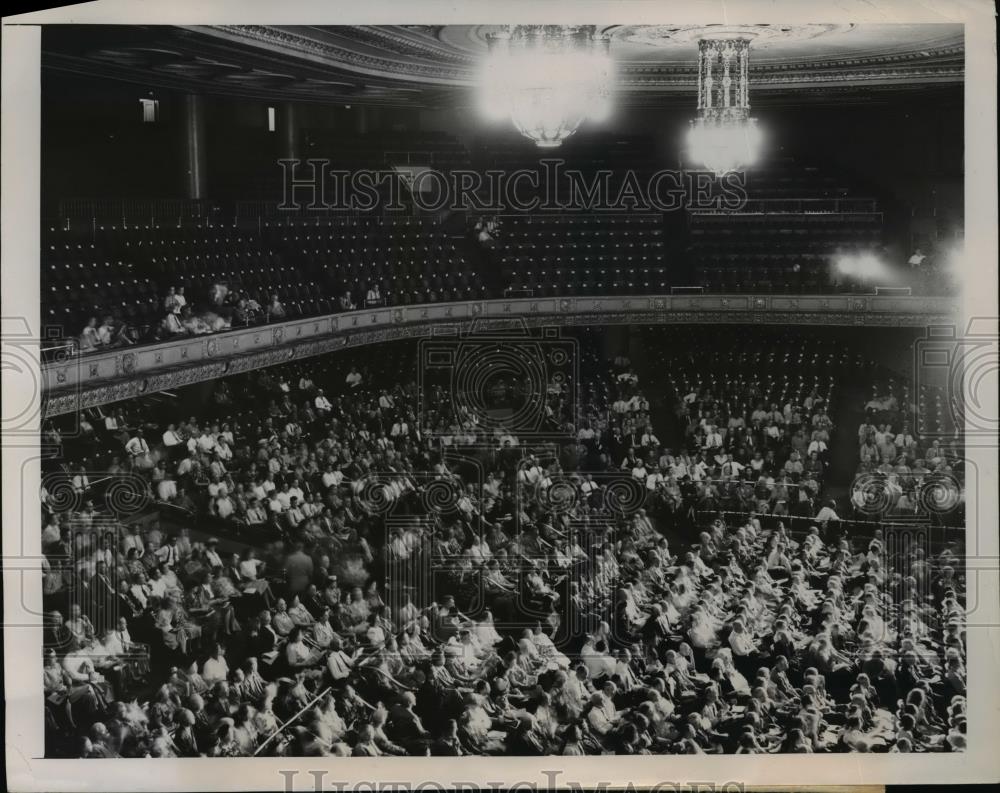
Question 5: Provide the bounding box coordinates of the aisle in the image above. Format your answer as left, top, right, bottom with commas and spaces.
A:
824, 383, 868, 507
630, 329, 685, 453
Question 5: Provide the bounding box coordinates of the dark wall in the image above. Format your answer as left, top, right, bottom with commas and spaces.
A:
41, 71, 426, 210
759, 88, 964, 248
41, 71, 185, 211
42, 68, 963, 236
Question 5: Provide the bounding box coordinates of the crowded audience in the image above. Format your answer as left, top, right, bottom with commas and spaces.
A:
851, 382, 965, 524
41, 332, 966, 757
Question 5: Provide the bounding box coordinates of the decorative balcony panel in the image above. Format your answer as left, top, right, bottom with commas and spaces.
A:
41, 294, 959, 416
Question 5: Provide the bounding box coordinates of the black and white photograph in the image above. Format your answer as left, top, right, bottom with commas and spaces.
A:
2, 1, 998, 790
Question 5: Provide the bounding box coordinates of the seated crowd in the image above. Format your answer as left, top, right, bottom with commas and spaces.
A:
659, 328, 843, 521
851, 383, 965, 524
41, 336, 967, 757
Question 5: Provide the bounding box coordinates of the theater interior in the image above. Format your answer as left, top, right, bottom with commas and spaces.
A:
38, 23, 969, 758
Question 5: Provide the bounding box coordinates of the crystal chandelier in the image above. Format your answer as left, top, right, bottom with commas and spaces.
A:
481, 25, 613, 148
687, 37, 763, 175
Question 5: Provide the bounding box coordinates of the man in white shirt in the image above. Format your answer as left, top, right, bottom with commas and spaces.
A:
703, 426, 723, 450
176, 452, 199, 479
245, 499, 268, 527
895, 428, 917, 452
721, 455, 745, 479
321, 465, 344, 489
815, 500, 840, 524
287, 480, 305, 504
124, 429, 149, 461
345, 368, 362, 389
113, 617, 132, 652
274, 488, 292, 512
315, 390, 332, 413
692, 457, 709, 481
196, 430, 216, 454
580, 475, 599, 499
71, 467, 90, 494
807, 438, 828, 457
162, 424, 183, 448
156, 537, 181, 567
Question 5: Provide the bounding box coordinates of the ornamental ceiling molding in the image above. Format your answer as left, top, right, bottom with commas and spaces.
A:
338, 25, 475, 65
624, 68, 964, 88
607, 23, 962, 56
206, 25, 470, 84
613, 23, 859, 46
198, 25, 964, 88
43, 25, 964, 107
619, 51, 964, 75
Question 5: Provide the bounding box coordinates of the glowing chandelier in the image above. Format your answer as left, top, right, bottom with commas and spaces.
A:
481, 25, 613, 148
687, 37, 763, 175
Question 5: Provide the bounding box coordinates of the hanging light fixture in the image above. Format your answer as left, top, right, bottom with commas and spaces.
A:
687, 37, 763, 175
481, 25, 613, 148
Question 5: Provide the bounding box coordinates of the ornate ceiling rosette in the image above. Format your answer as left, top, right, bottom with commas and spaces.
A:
615, 23, 855, 47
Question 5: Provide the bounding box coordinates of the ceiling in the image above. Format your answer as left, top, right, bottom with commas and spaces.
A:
42, 23, 964, 108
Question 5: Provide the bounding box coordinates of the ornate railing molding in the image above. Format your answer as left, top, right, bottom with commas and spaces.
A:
42, 294, 959, 416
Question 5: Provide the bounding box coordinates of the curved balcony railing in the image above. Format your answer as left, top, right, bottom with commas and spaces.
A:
41, 292, 960, 416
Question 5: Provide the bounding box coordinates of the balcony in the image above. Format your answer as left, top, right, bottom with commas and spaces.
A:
41, 292, 960, 416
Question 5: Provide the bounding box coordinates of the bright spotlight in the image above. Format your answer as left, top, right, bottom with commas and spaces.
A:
833, 251, 889, 281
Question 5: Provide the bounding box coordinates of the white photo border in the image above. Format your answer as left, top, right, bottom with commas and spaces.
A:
3, 1, 997, 790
